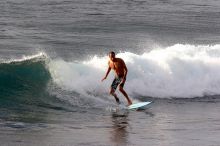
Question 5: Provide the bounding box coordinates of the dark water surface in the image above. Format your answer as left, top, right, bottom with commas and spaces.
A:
1, 99, 220, 146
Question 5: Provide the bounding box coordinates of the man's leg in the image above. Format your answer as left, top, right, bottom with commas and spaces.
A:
110, 88, 120, 104
119, 86, 132, 105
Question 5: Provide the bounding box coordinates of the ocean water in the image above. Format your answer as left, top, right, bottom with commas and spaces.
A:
1, 0, 220, 146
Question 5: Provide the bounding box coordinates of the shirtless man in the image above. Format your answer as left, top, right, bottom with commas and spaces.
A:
101, 51, 132, 105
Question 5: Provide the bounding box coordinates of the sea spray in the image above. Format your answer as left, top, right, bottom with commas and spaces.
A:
48, 44, 220, 98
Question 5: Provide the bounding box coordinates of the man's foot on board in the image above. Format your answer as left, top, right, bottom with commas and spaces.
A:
127, 101, 132, 106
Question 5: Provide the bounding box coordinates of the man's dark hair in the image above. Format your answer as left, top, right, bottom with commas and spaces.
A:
109, 51, 115, 55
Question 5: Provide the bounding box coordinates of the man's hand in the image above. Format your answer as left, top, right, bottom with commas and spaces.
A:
101, 77, 106, 82
102, 66, 111, 82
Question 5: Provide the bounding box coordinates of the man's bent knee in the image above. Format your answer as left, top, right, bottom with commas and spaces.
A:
119, 86, 124, 92
109, 89, 115, 95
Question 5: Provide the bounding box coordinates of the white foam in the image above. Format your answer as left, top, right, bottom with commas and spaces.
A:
48, 44, 220, 98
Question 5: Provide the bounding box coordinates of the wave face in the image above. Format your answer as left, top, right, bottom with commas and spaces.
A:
0, 53, 52, 109
49, 44, 220, 98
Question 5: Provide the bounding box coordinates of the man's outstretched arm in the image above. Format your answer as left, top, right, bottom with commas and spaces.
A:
102, 66, 111, 81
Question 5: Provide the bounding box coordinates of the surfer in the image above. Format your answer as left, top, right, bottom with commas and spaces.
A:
101, 51, 132, 106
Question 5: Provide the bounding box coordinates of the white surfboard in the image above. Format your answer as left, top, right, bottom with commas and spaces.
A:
128, 101, 152, 110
